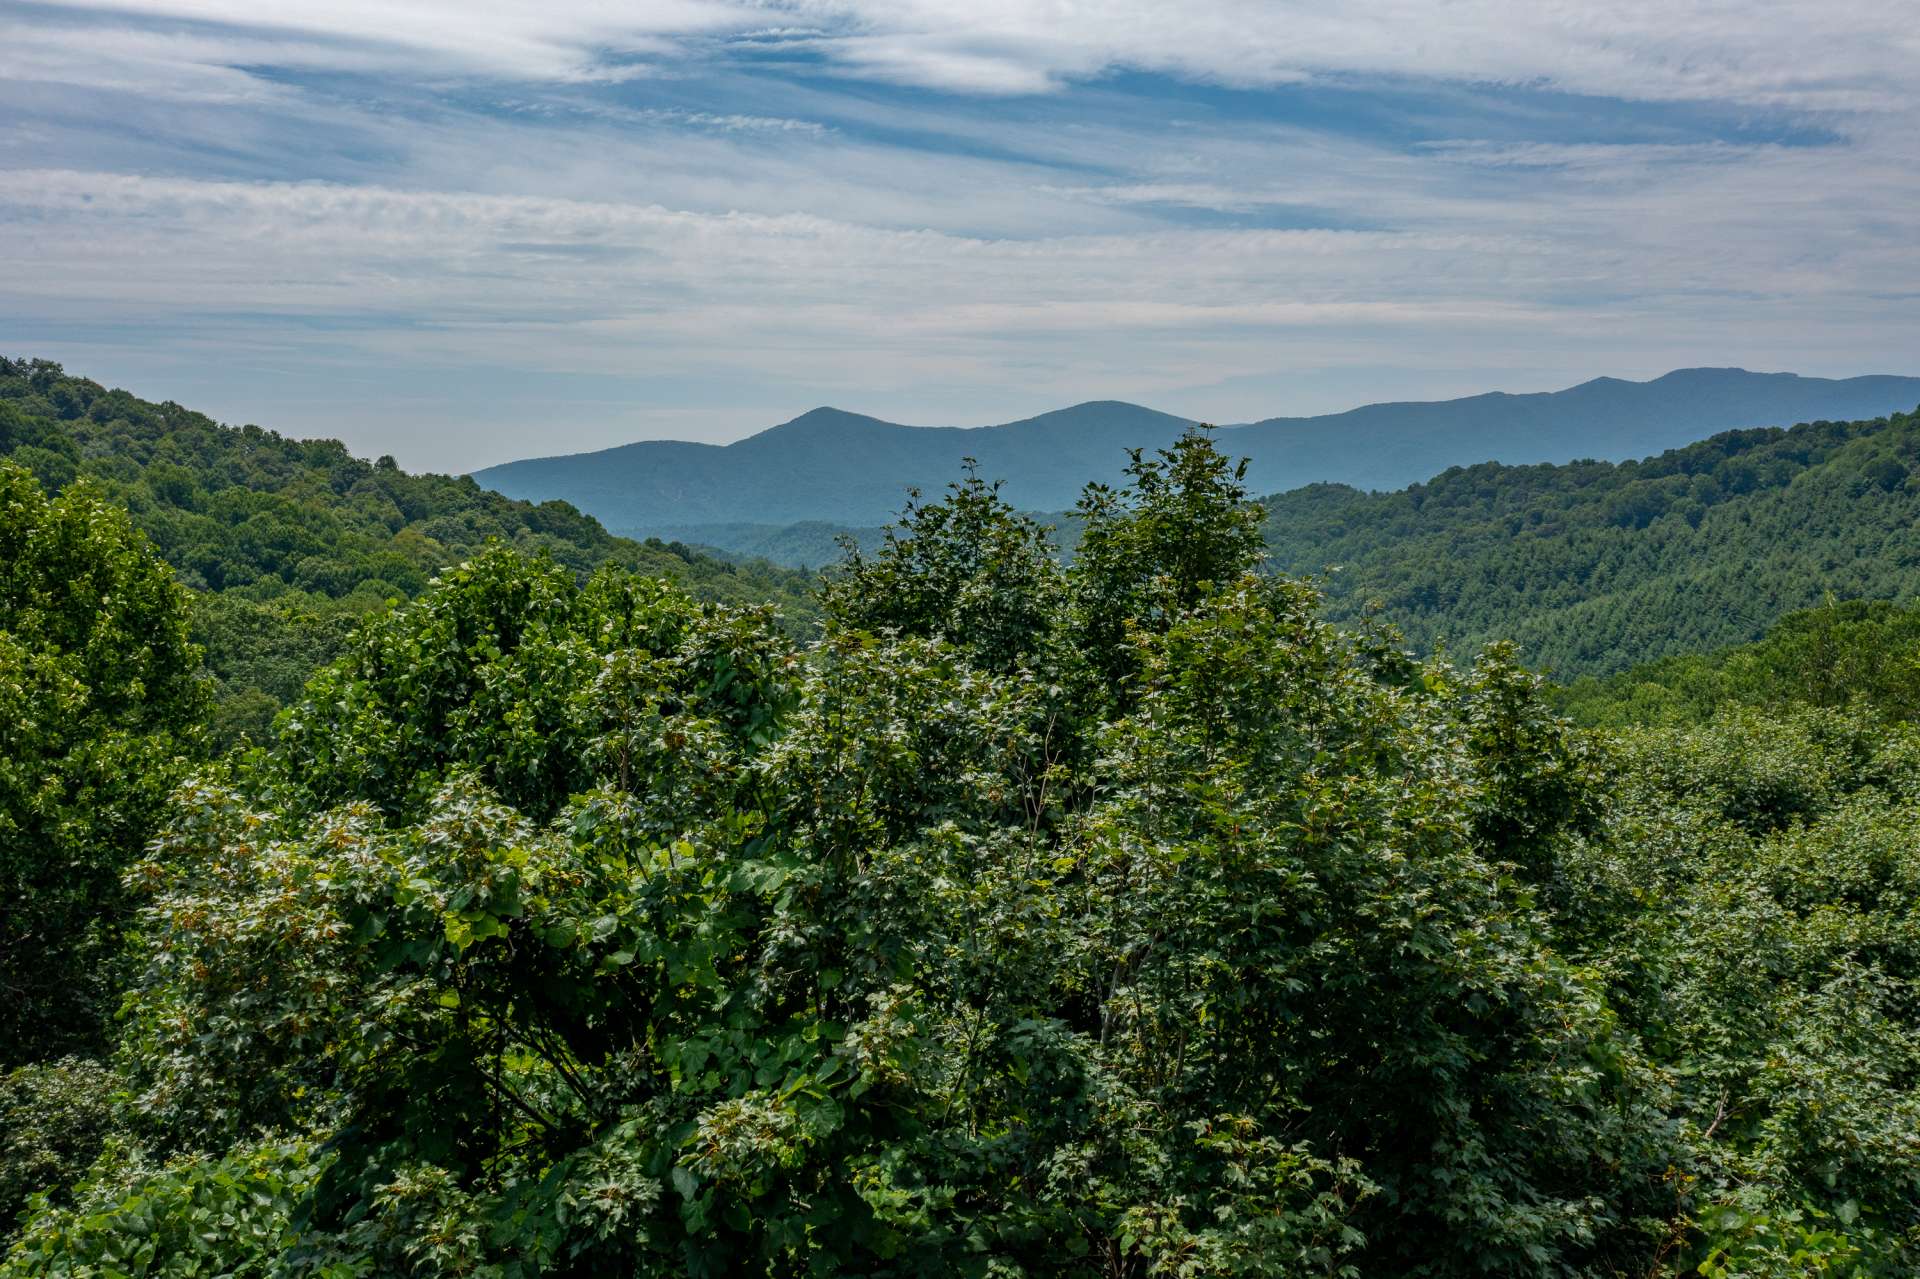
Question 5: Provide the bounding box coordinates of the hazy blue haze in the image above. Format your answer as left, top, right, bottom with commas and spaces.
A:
473, 367, 1920, 555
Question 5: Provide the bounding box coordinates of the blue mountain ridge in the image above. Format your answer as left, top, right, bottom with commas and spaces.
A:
471, 369, 1920, 550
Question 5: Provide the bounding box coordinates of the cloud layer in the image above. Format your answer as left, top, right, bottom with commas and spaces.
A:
2, 1, 1917, 468
20, 1, 1916, 105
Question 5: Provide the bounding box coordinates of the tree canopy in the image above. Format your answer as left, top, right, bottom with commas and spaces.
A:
0, 357, 818, 747
6, 415, 1920, 1276
0, 462, 207, 1065
1260, 405, 1920, 675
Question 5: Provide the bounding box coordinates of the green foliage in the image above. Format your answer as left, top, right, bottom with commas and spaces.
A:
6, 438, 1691, 1278
0, 357, 819, 744
269, 549, 794, 824
1067, 578, 1671, 1275
1073, 431, 1267, 693
1562, 599, 1920, 728
825, 463, 1066, 675
2, 1138, 324, 1277
0, 1058, 115, 1237
1554, 708, 1920, 1274
1262, 406, 1920, 676
1455, 641, 1607, 883
1690, 1195, 1893, 1279
0, 462, 207, 1064
190, 591, 368, 748
11, 420, 1920, 1277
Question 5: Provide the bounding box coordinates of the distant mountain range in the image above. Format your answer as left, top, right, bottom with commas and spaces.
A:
472, 369, 1920, 558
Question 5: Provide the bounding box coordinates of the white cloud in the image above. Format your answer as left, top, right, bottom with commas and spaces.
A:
0, 21, 301, 103
18, 1, 736, 82
4, 151, 1913, 450
791, 0, 1917, 110
14, 0, 1919, 110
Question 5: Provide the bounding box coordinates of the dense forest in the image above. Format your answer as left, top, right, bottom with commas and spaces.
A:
623, 406, 1920, 684
1562, 597, 1920, 727
1263, 406, 1920, 675
0, 359, 816, 746
5, 393, 1920, 1275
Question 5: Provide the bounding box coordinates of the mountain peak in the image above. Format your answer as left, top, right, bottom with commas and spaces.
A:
1650, 366, 1761, 382
758, 406, 903, 438
998, 400, 1193, 432
1061, 398, 1154, 412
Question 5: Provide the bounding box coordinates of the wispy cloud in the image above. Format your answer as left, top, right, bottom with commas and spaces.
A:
18, 0, 1915, 108
1, 1, 1916, 468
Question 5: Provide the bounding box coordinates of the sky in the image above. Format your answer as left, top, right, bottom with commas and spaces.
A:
3, 2, 1918, 472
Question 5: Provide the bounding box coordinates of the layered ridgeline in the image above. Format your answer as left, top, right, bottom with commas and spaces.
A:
473, 368, 1920, 550
0, 359, 816, 742
1266, 404, 1920, 676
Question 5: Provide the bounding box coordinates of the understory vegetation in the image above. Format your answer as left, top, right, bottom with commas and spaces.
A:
4, 367, 1920, 1275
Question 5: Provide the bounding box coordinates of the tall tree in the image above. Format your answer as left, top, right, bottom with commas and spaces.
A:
0, 462, 207, 1064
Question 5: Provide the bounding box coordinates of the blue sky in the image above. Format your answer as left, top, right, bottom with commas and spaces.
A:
2, 1, 1917, 470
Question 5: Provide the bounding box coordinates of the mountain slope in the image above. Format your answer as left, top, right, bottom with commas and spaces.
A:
473, 369, 1920, 538
0, 357, 818, 742
1261, 405, 1920, 676
1556, 598, 1920, 727
1230, 367, 1920, 494
476, 400, 1197, 531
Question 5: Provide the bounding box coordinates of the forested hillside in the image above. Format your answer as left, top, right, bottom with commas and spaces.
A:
635, 519, 887, 569
1561, 597, 1920, 727
7, 430, 1920, 1276
665, 404, 1920, 683
1262, 405, 1920, 675
0, 358, 816, 742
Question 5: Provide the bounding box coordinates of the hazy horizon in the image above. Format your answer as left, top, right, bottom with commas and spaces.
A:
468, 366, 1920, 472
